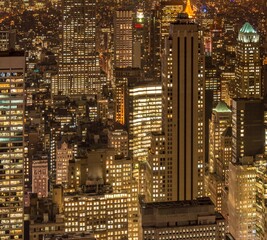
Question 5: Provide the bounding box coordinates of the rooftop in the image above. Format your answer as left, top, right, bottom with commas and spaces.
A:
239, 22, 257, 34
214, 101, 231, 113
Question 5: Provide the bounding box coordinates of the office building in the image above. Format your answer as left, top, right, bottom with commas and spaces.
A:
127, 79, 162, 161
235, 22, 261, 98
232, 98, 264, 163
114, 68, 141, 125
140, 197, 225, 240
162, 14, 205, 201
209, 101, 231, 173
228, 157, 256, 240
32, 158, 49, 198
64, 190, 129, 240
104, 154, 139, 240
0, 51, 25, 239
108, 129, 128, 157
56, 0, 101, 96
0, 29, 16, 51
206, 102, 231, 212
147, 132, 166, 202
56, 141, 73, 185
114, 10, 133, 68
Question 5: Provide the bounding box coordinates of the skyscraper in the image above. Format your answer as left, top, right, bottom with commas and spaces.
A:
162, 13, 205, 201
127, 79, 162, 161
114, 10, 133, 68
232, 98, 264, 163
235, 22, 261, 98
55, 0, 101, 96
0, 51, 25, 240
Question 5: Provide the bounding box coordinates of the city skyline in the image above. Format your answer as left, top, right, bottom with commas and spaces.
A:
0, 0, 266, 239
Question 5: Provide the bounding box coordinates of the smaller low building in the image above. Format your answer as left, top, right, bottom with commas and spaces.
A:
140, 197, 225, 240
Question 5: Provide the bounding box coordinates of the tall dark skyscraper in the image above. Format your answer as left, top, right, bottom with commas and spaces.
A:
55, 0, 101, 96
162, 14, 205, 201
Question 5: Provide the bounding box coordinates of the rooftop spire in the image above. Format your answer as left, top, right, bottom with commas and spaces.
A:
184, 0, 195, 18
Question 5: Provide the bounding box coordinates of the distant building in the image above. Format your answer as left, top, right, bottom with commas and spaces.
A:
114, 10, 133, 68
56, 0, 101, 95
0, 29, 16, 51
108, 129, 128, 157
140, 197, 225, 240
56, 141, 73, 185
235, 22, 261, 98
32, 157, 49, 198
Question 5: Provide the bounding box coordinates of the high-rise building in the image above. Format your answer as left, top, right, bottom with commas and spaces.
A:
228, 157, 256, 240
55, 0, 101, 96
147, 132, 166, 202
0, 51, 25, 240
114, 10, 133, 68
208, 102, 231, 174
232, 98, 264, 163
205, 57, 221, 106
162, 14, 205, 201
206, 102, 231, 212
114, 68, 142, 125
235, 22, 261, 98
127, 79, 162, 161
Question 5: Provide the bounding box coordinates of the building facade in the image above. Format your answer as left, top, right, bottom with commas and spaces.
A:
55, 0, 101, 95
0, 51, 25, 239
162, 14, 205, 201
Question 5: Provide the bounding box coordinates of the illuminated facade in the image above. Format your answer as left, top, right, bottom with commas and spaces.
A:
255, 157, 267, 240
235, 22, 261, 98
104, 154, 139, 240
0, 52, 25, 240
147, 133, 166, 202
127, 80, 162, 161
159, 1, 184, 50
32, 158, 48, 198
228, 157, 256, 240
162, 15, 205, 201
64, 192, 128, 240
56, 0, 101, 95
0, 29, 16, 51
209, 102, 231, 174
114, 10, 133, 68
108, 129, 128, 157
56, 141, 73, 185
140, 198, 225, 240
220, 70, 235, 106
114, 68, 141, 125
206, 102, 231, 212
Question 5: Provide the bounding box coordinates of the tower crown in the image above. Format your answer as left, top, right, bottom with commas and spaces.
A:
184, 0, 195, 18
238, 22, 259, 43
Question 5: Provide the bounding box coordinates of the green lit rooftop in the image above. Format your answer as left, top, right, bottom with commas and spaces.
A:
214, 101, 231, 113
239, 22, 257, 34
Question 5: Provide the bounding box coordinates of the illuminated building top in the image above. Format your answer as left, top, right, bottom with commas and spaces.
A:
213, 101, 231, 113
238, 22, 259, 43
184, 0, 195, 18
